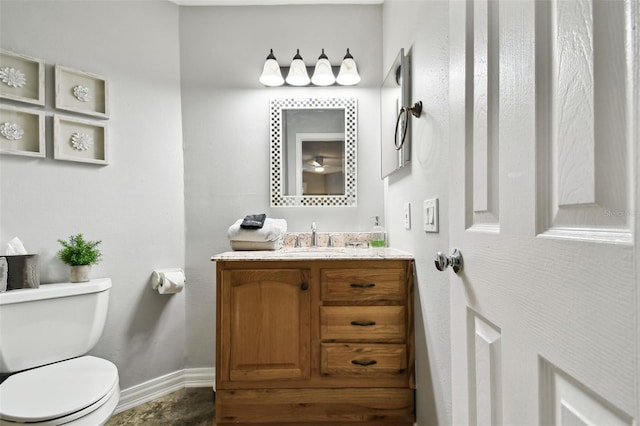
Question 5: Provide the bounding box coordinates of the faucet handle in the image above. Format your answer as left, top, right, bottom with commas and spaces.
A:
328, 234, 334, 247
310, 221, 318, 248
294, 235, 302, 248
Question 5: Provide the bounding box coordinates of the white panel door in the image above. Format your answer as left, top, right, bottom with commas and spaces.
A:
448, 0, 638, 425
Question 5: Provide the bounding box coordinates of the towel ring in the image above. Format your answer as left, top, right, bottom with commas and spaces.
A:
394, 101, 423, 150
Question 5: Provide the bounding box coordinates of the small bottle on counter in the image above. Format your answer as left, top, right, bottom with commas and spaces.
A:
370, 216, 386, 247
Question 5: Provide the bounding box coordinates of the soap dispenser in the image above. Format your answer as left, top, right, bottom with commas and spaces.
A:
370, 216, 386, 247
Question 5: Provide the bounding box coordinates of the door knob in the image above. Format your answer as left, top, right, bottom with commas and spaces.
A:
434, 249, 463, 274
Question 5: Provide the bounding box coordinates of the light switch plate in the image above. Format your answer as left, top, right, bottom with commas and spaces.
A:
423, 198, 439, 233
403, 202, 411, 229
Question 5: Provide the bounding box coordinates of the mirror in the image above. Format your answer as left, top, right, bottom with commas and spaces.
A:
270, 98, 357, 207
380, 48, 410, 178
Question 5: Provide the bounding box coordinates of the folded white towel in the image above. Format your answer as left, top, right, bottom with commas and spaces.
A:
230, 239, 283, 251
227, 218, 287, 242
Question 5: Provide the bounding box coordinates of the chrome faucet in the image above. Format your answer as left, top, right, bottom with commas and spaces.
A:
311, 221, 317, 247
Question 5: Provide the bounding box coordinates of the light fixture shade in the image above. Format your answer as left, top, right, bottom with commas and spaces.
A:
311, 49, 335, 86
286, 49, 310, 86
259, 49, 284, 87
336, 48, 361, 86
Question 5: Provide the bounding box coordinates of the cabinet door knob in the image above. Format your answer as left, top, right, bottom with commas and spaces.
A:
300, 282, 309, 291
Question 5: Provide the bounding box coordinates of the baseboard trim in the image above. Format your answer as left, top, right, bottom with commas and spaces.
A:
184, 367, 216, 388
114, 367, 215, 414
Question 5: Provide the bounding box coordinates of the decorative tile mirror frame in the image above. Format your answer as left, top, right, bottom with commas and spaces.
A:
270, 97, 357, 207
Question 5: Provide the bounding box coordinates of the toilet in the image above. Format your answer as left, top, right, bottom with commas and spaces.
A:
0, 278, 120, 425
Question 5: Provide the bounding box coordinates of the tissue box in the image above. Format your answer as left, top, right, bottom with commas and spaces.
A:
1, 254, 40, 291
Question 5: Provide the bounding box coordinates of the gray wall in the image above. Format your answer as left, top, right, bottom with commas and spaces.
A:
0, 1, 186, 390
179, 4, 384, 368
382, 1, 452, 424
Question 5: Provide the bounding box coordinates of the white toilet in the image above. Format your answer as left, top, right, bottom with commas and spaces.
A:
0, 278, 120, 425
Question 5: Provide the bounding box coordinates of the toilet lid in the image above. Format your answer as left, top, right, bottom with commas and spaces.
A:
0, 356, 118, 423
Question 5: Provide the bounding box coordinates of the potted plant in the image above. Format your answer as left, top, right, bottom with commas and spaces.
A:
57, 233, 102, 283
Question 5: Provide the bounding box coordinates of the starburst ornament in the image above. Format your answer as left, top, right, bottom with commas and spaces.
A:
72, 85, 90, 102
0, 122, 24, 141
0, 67, 27, 88
70, 132, 93, 151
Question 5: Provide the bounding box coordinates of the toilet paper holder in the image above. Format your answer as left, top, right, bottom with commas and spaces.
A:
151, 268, 185, 294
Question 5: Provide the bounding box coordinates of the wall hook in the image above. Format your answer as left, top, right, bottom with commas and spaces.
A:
409, 101, 422, 118
394, 101, 424, 150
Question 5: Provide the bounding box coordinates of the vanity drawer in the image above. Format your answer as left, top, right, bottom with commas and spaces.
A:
320, 306, 406, 341
321, 343, 407, 377
321, 268, 406, 302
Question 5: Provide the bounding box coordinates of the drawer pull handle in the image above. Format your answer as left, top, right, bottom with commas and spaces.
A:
300, 282, 309, 291
350, 283, 376, 288
350, 320, 376, 327
352, 359, 377, 366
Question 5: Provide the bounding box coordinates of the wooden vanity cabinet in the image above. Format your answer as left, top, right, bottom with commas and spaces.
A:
215, 259, 415, 425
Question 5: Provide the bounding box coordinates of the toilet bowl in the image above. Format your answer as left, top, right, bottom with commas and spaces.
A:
0, 357, 119, 425
0, 279, 120, 425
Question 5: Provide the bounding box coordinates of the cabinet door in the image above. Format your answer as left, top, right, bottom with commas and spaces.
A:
220, 268, 311, 384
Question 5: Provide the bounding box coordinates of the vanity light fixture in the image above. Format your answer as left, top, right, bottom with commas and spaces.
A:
286, 49, 311, 86
259, 48, 360, 87
258, 49, 284, 87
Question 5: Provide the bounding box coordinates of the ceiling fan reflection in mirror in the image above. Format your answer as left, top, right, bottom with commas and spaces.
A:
303, 155, 344, 174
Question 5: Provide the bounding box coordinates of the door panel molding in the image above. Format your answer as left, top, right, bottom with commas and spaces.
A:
536, 0, 631, 244
468, 0, 500, 232
553, 0, 596, 207
539, 357, 633, 426
467, 308, 503, 426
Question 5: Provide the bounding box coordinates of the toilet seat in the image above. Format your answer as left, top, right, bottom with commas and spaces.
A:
0, 356, 119, 425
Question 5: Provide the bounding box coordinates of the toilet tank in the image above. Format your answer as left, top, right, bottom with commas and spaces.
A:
0, 278, 111, 373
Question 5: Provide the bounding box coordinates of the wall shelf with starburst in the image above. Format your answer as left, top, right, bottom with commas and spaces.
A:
55, 65, 109, 119
0, 50, 45, 106
0, 105, 45, 158
54, 115, 108, 165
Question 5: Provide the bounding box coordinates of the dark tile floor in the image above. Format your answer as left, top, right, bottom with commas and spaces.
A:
107, 387, 215, 425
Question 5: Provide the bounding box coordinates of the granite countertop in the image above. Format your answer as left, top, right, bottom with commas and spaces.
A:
211, 247, 414, 261
213, 231, 413, 261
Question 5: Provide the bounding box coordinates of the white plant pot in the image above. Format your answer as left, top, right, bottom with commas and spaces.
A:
70, 265, 91, 283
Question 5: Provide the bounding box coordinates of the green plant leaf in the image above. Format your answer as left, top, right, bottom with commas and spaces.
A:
57, 233, 102, 266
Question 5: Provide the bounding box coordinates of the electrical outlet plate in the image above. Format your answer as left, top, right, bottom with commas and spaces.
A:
403, 202, 411, 229
423, 198, 439, 233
